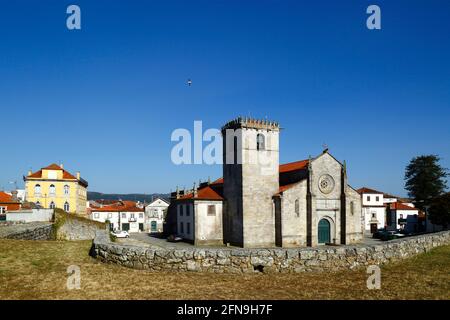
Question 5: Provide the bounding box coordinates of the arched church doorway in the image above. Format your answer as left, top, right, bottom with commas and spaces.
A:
318, 219, 331, 244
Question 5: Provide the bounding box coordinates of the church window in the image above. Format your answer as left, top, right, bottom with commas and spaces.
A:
34, 184, 41, 195
64, 202, 70, 212
49, 184, 56, 196
207, 205, 216, 216
295, 199, 300, 217
257, 134, 265, 150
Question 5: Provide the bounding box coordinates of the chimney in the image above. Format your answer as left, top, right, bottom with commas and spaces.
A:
11, 190, 18, 202
28, 170, 32, 176
60, 163, 64, 169
76, 172, 80, 180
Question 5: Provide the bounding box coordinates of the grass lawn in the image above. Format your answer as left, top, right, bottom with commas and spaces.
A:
0, 239, 449, 300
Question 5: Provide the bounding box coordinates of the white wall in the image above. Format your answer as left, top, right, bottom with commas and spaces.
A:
177, 203, 194, 240
195, 200, 223, 245
7, 209, 54, 223
145, 198, 169, 232
362, 193, 384, 207
363, 207, 386, 231
91, 210, 145, 233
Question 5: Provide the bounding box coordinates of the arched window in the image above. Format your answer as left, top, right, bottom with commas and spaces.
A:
34, 184, 41, 195
257, 134, 265, 150
64, 202, 70, 212
295, 199, 300, 217
49, 184, 56, 196
64, 185, 70, 196
36, 201, 41, 208
49, 201, 56, 209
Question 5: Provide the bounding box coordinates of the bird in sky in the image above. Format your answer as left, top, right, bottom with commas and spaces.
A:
187, 79, 192, 86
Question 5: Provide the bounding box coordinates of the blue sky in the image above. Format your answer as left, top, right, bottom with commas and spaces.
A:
0, 0, 449, 196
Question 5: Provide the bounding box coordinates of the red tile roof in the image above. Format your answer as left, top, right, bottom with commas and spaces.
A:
390, 202, 418, 211
26, 163, 86, 186
0, 191, 16, 203
179, 186, 223, 201
279, 159, 309, 173
210, 178, 224, 185
356, 187, 385, 194
91, 201, 144, 212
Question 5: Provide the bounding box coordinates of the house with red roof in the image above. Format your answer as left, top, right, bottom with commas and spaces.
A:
165, 117, 364, 247
90, 200, 145, 232
24, 163, 88, 215
0, 191, 21, 218
357, 187, 422, 233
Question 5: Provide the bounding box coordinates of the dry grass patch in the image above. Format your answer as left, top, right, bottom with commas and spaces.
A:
0, 239, 449, 300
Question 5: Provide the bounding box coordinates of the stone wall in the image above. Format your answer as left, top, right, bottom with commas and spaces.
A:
55, 213, 106, 240
0, 222, 54, 240
91, 230, 450, 273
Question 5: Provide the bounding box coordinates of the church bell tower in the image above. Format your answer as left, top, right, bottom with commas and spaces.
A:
222, 117, 280, 247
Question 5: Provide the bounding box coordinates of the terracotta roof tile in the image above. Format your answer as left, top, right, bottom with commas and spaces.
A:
390, 202, 418, 211
279, 159, 309, 173
26, 163, 86, 186
0, 191, 15, 203
356, 187, 385, 194
91, 201, 144, 212
179, 186, 223, 201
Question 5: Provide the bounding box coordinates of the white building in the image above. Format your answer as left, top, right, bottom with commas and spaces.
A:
357, 187, 387, 233
144, 198, 169, 233
6, 208, 54, 223
90, 200, 145, 233
386, 202, 420, 232
172, 183, 224, 244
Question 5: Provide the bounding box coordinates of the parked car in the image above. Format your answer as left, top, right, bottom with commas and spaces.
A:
372, 228, 387, 239
167, 234, 183, 242
111, 230, 130, 238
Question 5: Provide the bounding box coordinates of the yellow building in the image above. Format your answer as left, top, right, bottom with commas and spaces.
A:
24, 164, 88, 215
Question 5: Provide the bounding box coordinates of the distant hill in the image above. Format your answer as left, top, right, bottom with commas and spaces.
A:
88, 192, 170, 203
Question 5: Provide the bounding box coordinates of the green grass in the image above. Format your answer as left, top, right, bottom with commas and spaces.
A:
0, 239, 449, 300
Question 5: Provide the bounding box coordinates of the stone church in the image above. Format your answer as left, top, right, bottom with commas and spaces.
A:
166, 117, 364, 248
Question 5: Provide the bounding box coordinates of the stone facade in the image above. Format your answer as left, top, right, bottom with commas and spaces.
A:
166, 117, 364, 248
0, 222, 54, 240
91, 230, 450, 273
222, 118, 280, 248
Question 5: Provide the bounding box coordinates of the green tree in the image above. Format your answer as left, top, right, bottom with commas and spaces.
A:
404, 155, 448, 210
428, 193, 450, 229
